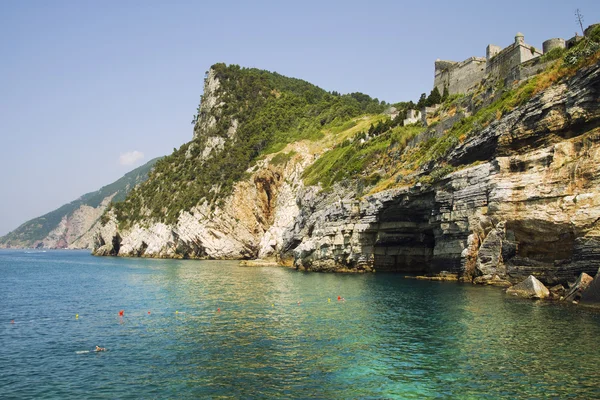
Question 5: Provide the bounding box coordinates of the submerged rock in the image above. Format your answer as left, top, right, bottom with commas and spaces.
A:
549, 284, 566, 299
239, 259, 281, 267
506, 275, 550, 299
564, 272, 594, 302
473, 274, 512, 287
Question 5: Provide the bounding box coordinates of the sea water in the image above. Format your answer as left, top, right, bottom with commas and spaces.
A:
0, 250, 599, 399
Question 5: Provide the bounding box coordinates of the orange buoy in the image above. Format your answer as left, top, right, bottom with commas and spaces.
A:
119, 310, 124, 317
337, 296, 341, 301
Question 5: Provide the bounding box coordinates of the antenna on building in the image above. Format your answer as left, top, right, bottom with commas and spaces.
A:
575, 9, 584, 36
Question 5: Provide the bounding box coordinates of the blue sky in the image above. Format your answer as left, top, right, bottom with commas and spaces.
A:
1, 0, 598, 235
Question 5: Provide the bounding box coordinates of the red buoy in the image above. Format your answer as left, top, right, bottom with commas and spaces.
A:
148, 311, 151, 315
119, 310, 124, 317
337, 296, 341, 301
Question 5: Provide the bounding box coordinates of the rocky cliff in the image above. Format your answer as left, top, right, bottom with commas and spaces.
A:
288, 61, 600, 285
92, 63, 385, 259
0, 158, 159, 249
93, 46, 600, 288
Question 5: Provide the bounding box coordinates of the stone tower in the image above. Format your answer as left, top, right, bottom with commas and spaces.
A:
515, 32, 525, 45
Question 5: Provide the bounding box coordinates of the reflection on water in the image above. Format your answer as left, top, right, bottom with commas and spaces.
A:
0, 250, 599, 399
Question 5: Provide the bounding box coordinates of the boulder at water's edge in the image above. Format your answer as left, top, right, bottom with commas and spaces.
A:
506, 275, 550, 299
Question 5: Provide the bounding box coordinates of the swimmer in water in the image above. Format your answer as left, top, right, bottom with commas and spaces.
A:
95, 346, 106, 352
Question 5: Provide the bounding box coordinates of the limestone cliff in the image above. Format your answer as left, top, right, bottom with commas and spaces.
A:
92, 63, 385, 259
93, 47, 600, 288
0, 158, 159, 249
287, 60, 600, 285
94, 144, 312, 260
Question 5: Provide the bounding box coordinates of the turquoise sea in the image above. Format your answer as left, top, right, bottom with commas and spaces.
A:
1, 250, 599, 399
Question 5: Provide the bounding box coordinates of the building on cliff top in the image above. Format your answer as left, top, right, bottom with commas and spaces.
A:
404, 24, 598, 127
432, 27, 596, 96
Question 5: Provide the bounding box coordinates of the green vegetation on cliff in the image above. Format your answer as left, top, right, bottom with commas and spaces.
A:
112, 64, 385, 227
110, 28, 600, 227
303, 122, 422, 191
304, 34, 600, 195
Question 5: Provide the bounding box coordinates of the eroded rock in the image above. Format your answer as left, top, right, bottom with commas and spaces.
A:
549, 284, 566, 299
506, 275, 550, 299
564, 272, 594, 302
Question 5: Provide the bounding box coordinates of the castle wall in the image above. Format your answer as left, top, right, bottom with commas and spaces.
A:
431, 27, 596, 96
486, 42, 541, 82
433, 60, 457, 94
518, 43, 542, 64
486, 43, 521, 79
434, 57, 486, 96
543, 38, 566, 53
486, 44, 502, 60
403, 109, 421, 126
505, 57, 553, 84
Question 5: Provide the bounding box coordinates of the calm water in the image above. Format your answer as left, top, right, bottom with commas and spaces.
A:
1, 250, 599, 399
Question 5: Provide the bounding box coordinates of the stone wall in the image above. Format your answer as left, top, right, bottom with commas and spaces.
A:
421, 105, 440, 126
486, 34, 542, 82
505, 57, 553, 84
543, 38, 566, 53
403, 109, 421, 125
434, 57, 486, 95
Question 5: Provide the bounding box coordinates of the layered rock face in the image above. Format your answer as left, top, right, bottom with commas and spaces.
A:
0, 195, 115, 250
94, 61, 600, 288
287, 63, 600, 285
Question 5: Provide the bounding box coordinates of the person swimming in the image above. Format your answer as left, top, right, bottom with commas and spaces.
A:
95, 346, 106, 352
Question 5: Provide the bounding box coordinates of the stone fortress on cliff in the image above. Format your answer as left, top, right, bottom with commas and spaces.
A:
398, 24, 599, 127
432, 27, 595, 96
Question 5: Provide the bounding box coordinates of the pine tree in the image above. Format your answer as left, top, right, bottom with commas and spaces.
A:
416, 93, 427, 109
426, 87, 442, 106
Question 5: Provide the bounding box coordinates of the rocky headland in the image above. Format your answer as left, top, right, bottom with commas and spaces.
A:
0, 158, 159, 249
33, 25, 600, 304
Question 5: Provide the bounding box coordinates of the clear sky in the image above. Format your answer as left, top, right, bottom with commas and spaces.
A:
1, 0, 598, 236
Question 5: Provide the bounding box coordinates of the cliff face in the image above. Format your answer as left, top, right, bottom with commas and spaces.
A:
93, 68, 307, 259
95, 148, 312, 260
288, 62, 600, 285
0, 158, 159, 249
92, 64, 385, 259
93, 58, 600, 287
44, 195, 115, 249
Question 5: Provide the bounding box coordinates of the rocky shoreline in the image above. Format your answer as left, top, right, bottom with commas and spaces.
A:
90, 60, 600, 310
